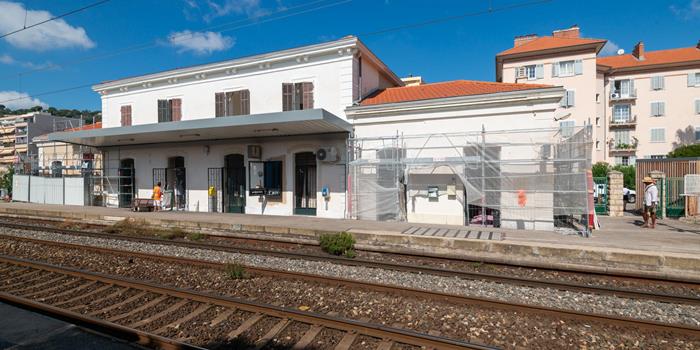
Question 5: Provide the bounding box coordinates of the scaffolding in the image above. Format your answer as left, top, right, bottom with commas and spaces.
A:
348, 125, 593, 232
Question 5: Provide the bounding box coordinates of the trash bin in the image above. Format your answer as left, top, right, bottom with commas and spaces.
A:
208, 186, 217, 212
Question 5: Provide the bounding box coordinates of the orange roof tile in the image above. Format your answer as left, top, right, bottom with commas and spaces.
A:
67, 122, 102, 132
359, 80, 553, 106
597, 47, 700, 70
498, 36, 606, 56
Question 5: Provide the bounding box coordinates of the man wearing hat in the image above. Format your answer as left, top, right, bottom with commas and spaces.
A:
642, 176, 659, 228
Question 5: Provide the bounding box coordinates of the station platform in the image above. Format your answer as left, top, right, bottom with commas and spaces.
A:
1, 202, 699, 281
0, 302, 143, 349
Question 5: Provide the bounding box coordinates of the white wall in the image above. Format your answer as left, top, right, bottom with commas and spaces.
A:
103, 134, 347, 218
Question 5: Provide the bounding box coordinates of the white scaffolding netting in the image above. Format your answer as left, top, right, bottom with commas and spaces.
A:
348, 126, 592, 231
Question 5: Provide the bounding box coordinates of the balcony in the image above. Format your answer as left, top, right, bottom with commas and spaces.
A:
610, 89, 637, 101
609, 140, 638, 155
609, 115, 637, 129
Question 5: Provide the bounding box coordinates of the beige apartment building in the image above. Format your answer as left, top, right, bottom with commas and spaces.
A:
497, 26, 700, 165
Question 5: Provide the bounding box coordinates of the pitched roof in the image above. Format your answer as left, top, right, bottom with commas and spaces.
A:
498, 36, 606, 56
359, 80, 553, 106
597, 47, 700, 70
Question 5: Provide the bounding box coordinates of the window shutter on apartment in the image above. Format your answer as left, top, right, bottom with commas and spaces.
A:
120, 105, 132, 126
629, 79, 635, 95
282, 83, 293, 111
302, 82, 314, 109
535, 64, 543, 79
651, 76, 665, 90
170, 99, 182, 121
552, 62, 559, 77
696, 100, 700, 114
651, 102, 658, 116
215, 92, 225, 117
658, 102, 665, 116
566, 90, 575, 107
574, 60, 583, 75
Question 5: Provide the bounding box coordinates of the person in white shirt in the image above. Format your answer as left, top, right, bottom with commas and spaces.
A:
642, 176, 659, 229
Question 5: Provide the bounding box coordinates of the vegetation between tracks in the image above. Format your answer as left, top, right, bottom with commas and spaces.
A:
319, 232, 356, 258
104, 218, 207, 241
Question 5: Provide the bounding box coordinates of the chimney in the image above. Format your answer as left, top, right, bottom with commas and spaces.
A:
696, 39, 700, 49
633, 41, 645, 60
514, 34, 538, 47
552, 25, 580, 39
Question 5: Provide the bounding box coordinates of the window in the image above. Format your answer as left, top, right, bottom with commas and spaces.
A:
620, 156, 629, 166
695, 126, 700, 141
249, 160, 282, 197
695, 99, 700, 115
525, 65, 536, 79
650, 128, 665, 143
614, 130, 630, 146
651, 76, 665, 90
650, 101, 665, 117
282, 82, 314, 111
120, 105, 132, 126
557, 60, 575, 77
157, 98, 181, 123
596, 140, 601, 150
612, 79, 635, 98
613, 104, 631, 122
215, 90, 250, 117
689, 72, 700, 87
560, 90, 575, 108
650, 155, 665, 159
596, 93, 600, 103
560, 120, 574, 137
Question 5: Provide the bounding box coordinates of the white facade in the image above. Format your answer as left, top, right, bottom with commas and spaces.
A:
87, 37, 402, 218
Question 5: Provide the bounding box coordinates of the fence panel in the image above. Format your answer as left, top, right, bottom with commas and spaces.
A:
665, 177, 685, 218
44, 178, 64, 205
64, 177, 85, 205
12, 175, 30, 202
29, 176, 45, 203
593, 177, 608, 215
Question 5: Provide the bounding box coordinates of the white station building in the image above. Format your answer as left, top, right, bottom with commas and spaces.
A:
48, 36, 591, 230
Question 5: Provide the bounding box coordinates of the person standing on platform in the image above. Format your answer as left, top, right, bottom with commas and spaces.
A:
642, 177, 659, 229
152, 182, 163, 211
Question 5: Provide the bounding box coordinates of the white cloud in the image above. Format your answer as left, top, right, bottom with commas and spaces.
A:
600, 40, 621, 57
670, 0, 700, 19
168, 30, 234, 55
0, 53, 56, 70
0, 91, 47, 109
0, 1, 95, 51
184, 0, 270, 22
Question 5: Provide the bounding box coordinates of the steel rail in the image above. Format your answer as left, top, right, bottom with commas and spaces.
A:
0, 254, 496, 350
1, 221, 698, 306
2, 236, 699, 340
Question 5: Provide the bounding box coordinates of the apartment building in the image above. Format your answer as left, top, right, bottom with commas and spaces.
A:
497, 26, 700, 165
0, 112, 77, 172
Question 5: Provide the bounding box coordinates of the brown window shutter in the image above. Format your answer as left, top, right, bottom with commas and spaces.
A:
215, 92, 224, 117
241, 89, 250, 115
120, 106, 126, 126
125, 105, 132, 126
302, 82, 314, 109
170, 99, 182, 121
282, 83, 293, 111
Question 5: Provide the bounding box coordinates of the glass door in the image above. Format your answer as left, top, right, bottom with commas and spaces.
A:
294, 152, 317, 215
224, 154, 246, 213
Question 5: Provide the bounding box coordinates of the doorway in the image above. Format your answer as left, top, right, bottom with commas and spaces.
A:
167, 156, 186, 210
118, 158, 134, 208
224, 154, 246, 213
294, 152, 317, 215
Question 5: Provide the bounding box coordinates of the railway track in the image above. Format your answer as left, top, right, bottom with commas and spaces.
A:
2, 232, 700, 342
0, 254, 494, 350
1, 220, 699, 306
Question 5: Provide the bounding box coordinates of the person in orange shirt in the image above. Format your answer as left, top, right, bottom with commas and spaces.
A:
152, 182, 162, 211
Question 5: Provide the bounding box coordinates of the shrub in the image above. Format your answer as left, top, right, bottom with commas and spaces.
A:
668, 144, 700, 158
224, 263, 248, 279
186, 232, 206, 241
156, 227, 188, 240
612, 164, 635, 190
319, 232, 356, 258
592, 162, 610, 178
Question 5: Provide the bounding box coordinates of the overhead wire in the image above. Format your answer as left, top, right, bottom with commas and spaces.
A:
0, 0, 111, 39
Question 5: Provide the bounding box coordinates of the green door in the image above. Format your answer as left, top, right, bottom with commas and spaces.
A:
294, 152, 317, 216
225, 154, 246, 214
593, 177, 608, 215
664, 177, 685, 218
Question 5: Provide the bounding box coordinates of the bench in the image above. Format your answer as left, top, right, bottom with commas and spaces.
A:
133, 198, 155, 212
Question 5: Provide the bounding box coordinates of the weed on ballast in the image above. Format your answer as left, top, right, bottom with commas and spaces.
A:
319, 232, 356, 258
224, 263, 248, 279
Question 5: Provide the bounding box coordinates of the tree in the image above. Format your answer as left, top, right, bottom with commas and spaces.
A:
592, 162, 610, 177
0, 167, 13, 196
667, 144, 700, 158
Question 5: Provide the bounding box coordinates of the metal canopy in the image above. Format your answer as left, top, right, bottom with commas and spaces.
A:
48, 109, 352, 147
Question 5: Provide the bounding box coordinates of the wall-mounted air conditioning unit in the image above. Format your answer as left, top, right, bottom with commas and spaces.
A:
611, 92, 620, 99
316, 147, 339, 162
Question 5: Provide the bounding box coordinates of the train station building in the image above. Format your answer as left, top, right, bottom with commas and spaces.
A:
17, 36, 592, 231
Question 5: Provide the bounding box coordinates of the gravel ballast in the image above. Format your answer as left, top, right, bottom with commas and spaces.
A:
1, 227, 697, 328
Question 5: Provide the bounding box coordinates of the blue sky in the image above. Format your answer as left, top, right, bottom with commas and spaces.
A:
0, 0, 698, 111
